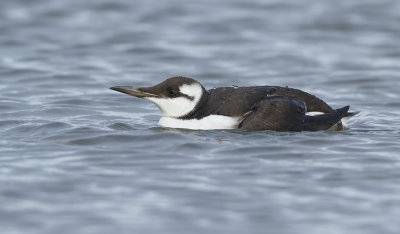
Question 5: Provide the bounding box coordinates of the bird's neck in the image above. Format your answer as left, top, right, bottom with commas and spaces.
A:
179, 89, 210, 120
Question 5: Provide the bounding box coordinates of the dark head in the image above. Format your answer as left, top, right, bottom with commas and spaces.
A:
110, 77, 207, 118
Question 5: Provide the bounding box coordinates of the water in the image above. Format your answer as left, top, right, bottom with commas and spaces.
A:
1, 0, 400, 233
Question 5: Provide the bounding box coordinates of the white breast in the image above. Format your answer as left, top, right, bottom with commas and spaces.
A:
158, 115, 240, 130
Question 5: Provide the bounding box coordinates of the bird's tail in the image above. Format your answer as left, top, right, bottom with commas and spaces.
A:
344, 111, 360, 118
302, 106, 351, 131
340, 110, 360, 129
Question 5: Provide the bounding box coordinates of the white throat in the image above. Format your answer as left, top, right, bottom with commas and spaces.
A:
145, 83, 203, 118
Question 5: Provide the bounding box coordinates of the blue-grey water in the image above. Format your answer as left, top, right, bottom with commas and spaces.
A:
1, 0, 400, 233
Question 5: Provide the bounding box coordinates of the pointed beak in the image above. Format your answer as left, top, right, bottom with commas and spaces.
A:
109, 86, 159, 98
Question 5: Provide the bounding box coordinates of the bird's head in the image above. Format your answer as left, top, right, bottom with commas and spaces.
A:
110, 77, 206, 118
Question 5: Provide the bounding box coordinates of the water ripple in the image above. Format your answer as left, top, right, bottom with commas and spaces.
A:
1, 0, 400, 234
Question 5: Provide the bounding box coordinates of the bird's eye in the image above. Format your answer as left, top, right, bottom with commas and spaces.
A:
167, 88, 176, 96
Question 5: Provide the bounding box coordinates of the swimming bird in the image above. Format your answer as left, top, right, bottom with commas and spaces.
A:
110, 77, 356, 131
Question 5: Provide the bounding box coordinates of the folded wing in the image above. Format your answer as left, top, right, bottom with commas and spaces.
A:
239, 96, 351, 132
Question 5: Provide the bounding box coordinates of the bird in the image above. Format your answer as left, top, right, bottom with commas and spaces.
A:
110, 76, 357, 131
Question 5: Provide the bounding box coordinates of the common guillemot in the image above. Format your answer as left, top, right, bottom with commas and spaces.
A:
110, 77, 356, 131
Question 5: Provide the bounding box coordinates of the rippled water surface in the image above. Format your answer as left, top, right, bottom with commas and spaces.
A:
1, 0, 400, 233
